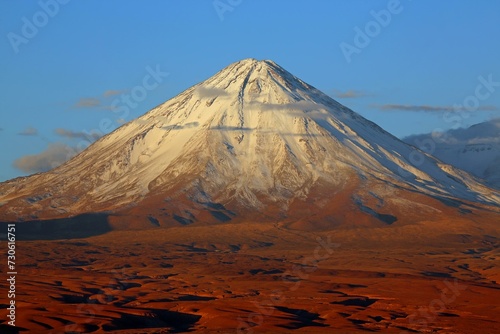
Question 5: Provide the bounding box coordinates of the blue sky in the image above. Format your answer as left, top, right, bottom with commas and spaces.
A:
1, 0, 499, 181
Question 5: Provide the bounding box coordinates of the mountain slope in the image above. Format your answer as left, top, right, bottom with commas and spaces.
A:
0, 59, 498, 226
404, 118, 500, 189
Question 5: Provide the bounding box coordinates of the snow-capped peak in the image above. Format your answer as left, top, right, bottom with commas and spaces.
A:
0, 59, 498, 223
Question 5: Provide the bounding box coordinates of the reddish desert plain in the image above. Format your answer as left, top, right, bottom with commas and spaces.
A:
1, 209, 499, 334
1, 58, 499, 333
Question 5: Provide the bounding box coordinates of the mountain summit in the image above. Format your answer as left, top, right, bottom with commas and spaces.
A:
1, 59, 499, 228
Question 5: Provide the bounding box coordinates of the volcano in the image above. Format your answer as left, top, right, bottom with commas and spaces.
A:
2, 59, 500, 334
0, 58, 499, 229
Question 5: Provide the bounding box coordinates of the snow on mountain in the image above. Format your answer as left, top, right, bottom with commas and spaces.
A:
0, 59, 499, 224
403, 118, 500, 189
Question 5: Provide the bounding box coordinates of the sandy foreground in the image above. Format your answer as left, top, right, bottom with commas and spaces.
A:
1, 218, 499, 334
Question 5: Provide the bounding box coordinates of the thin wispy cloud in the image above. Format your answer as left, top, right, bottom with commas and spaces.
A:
18, 127, 38, 136
162, 122, 199, 130
209, 125, 253, 131
74, 97, 101, 108
250, 100, 320, 112
332, 90, 367, 99
54, 128, 102, 141
103, 89, 126, 97
13, 143, 78, 173
195, 86, 228, 98
73, 89, 127, 110
375, 104, 499, 112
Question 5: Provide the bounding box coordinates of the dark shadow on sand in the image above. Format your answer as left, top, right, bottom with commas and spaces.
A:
0, 213, 111, 240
